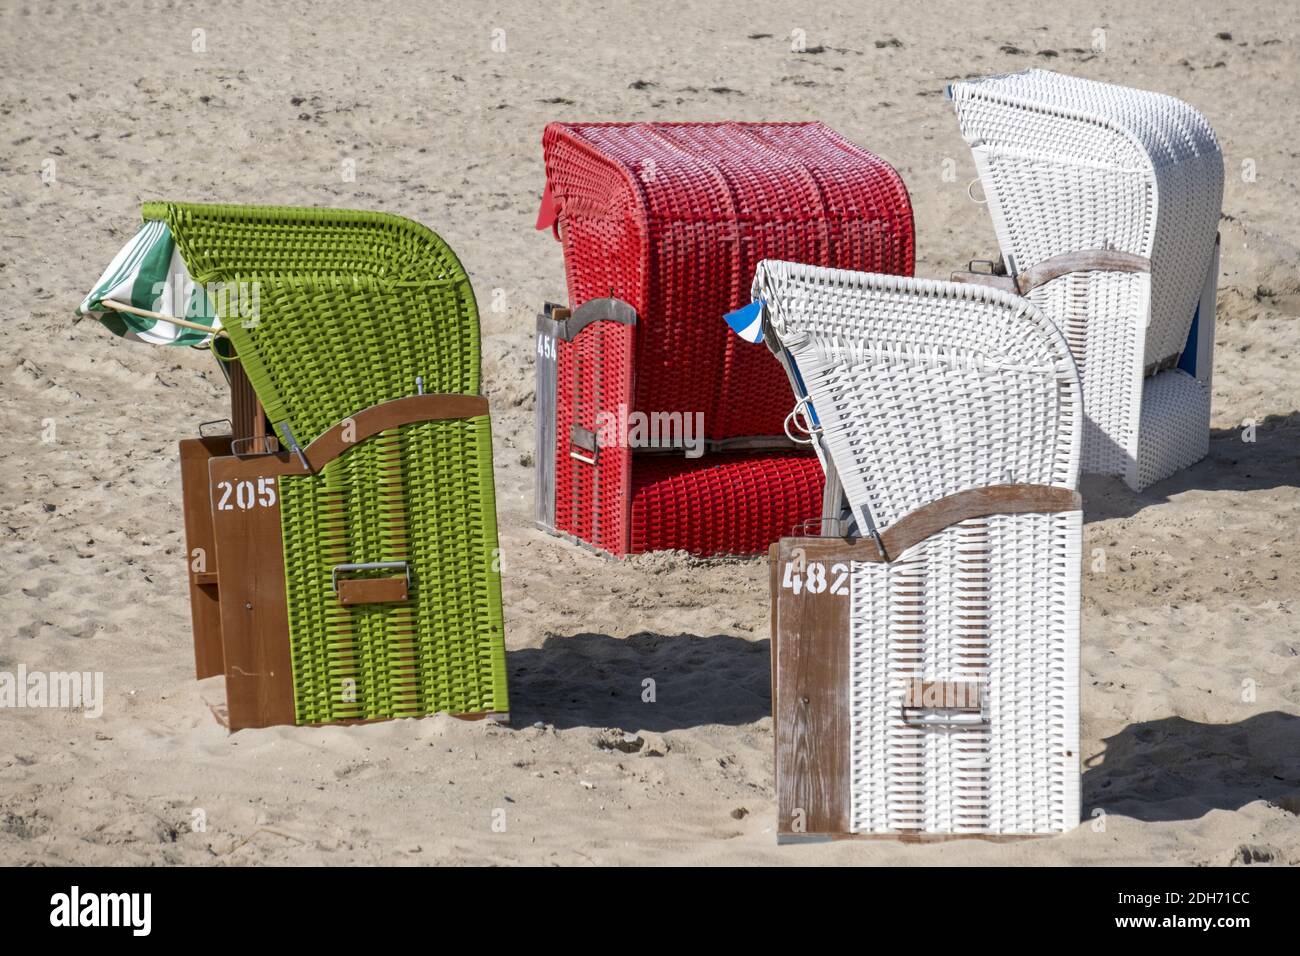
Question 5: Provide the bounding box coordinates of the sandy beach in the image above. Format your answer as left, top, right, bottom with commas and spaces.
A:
1, 0, 1297, 864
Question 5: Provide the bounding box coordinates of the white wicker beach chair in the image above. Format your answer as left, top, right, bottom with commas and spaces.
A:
950, 69, 1223, 490
757, 262, 1082, 837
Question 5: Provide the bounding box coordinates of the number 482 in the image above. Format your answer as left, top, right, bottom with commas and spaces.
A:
781, 560, 848, 596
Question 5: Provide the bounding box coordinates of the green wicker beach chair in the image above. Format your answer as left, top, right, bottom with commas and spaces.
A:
137, 202, 508, 728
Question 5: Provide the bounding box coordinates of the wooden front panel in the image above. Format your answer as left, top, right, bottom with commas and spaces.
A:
772, 538, 852, 837
179, 437, 233, 680
208, 456, 297, 731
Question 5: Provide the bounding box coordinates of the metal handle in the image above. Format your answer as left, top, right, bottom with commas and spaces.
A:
900, 679, 987, 727
568, 424, 598, 465
900, 712, 987, 727
276, 419, 312, 473
198, 418, 232, 438
331, 561, 410, 594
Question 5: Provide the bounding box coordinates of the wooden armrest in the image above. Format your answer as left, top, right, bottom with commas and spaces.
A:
776, 484, 1081, 563
209, 394, 490, 479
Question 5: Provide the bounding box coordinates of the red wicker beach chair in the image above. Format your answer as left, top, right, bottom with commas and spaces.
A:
535, 121, 914, 557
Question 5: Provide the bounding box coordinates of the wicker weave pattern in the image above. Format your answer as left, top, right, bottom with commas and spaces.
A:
760, 264, 1082, 835
1135, 370, 1211, 490
144, 201, 481, 446
951, 70, 1222, 489
1027, 270, 1146, 476
753, 263, 1081, 531
629, 452, 825, 556
279, 416, 507, 724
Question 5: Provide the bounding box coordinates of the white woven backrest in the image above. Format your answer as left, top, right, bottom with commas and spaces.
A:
951, 69, 1223, 370
754, 261, 1081, 533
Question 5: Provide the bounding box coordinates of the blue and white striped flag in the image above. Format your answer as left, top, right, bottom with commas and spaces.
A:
723, 299, 765, 344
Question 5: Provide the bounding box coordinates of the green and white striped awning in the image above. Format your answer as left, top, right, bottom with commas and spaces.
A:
78, 219, 219, 346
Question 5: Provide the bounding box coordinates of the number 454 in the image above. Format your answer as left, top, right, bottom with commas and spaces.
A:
781, 560, 849, 596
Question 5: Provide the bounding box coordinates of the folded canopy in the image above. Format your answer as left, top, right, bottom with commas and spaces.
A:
78, 219, 218, 346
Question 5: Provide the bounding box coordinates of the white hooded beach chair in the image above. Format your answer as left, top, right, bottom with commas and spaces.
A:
752, 263, 1082, 837
950, 70, 1223, 490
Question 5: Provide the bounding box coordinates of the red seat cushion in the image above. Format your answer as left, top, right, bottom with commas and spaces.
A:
629, 452, 825, 556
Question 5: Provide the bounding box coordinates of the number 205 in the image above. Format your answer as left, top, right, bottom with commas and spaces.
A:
215, 477, 277, 511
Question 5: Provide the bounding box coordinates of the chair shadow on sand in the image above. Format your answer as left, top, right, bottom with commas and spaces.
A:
511, 638, 1300, 825
1083, 712, 1300, 822
507, 632, 772, 731
1082, 410, 1300, 523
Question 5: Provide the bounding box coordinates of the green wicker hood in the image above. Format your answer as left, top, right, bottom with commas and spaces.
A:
144, 201, 482, 445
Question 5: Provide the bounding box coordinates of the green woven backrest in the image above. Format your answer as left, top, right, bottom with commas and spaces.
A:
152, 202, 508, 723
145, 201, 481, 445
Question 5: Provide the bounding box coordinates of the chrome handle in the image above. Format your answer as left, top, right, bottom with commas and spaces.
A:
331, 561, 410, 594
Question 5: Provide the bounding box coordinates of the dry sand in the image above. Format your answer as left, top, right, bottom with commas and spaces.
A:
1, 0, 1297, 865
